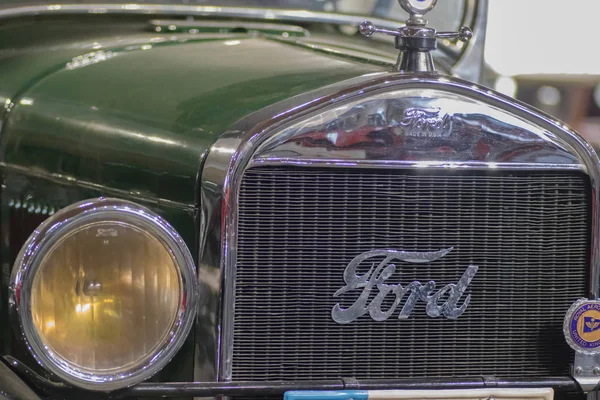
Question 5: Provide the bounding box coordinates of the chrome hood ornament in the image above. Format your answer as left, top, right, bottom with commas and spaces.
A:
332, 248, 478, 324
360, 0, 473, 73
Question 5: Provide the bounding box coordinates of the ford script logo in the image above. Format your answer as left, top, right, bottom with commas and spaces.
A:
400, 107, 453, 138
331, 248, 478, 324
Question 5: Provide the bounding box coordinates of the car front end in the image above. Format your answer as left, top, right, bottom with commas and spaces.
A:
2, 1, 598, 400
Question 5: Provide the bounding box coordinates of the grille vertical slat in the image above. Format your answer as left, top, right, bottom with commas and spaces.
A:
233, 167, 590, 380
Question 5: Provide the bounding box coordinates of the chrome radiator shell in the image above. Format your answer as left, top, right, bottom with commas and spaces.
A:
197, 73, 600, 382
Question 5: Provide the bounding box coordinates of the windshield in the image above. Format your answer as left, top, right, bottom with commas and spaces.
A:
0, 0, 466, 31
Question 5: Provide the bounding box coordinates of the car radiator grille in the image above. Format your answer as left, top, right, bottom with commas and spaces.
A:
233, 167, 590, 381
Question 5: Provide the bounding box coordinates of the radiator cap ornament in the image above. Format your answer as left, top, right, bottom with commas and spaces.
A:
359, 0, 473, 73
564, 299, 600, 354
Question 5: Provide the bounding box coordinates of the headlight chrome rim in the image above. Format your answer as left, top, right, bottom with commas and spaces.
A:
10, 198, 199, 392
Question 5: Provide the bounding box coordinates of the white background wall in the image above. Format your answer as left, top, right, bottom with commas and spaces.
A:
486, 0, 600, 75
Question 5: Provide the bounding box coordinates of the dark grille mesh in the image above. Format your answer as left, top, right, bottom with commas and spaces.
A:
233, 167, 590, 381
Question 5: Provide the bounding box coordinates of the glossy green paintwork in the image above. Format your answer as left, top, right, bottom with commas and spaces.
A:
0, 14, 383, 394
2, 28, 380, 206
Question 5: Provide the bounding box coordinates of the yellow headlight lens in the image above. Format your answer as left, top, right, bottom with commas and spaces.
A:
30, 221, 182, 372
11, 198, 198, 391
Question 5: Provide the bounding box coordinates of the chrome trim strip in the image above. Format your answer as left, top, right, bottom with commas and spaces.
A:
198, 72, 600, 383
251, 159, 588, 172
0, 4, 406, 27
0, 365, 581, 398
119, 376, 582, 397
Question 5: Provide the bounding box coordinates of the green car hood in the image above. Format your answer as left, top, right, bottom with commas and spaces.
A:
0, 33, 381, 208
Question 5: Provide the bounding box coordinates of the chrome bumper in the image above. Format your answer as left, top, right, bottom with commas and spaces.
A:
122, 378, 583, 398
2, 355, 586, 399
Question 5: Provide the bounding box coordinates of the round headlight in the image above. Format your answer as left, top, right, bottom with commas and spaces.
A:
10, 198, 198, 391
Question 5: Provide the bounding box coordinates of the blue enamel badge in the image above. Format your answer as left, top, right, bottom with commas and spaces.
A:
564, 299, 600, 354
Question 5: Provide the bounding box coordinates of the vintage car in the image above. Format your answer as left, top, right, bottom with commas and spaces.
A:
0, 0, 598, 399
